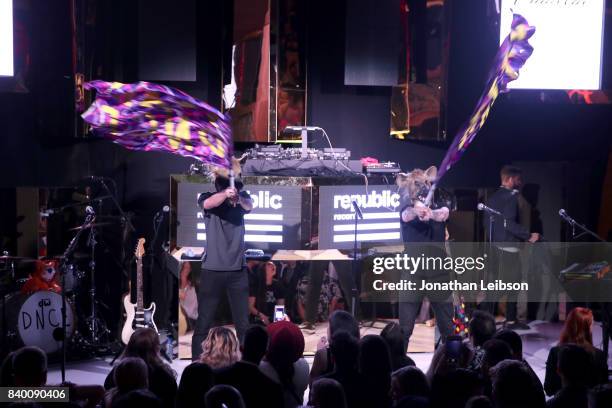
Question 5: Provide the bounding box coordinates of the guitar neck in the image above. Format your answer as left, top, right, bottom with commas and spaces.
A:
136, 258, 144, 310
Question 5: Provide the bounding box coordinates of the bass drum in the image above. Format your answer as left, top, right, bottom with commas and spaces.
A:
0, 291, 75, 353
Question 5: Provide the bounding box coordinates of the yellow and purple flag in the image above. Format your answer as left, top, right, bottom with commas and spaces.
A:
82, 81, 233, 169
435, 14, 535, 186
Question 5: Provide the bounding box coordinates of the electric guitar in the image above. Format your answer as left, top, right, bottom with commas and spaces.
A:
121, 238, 158, 344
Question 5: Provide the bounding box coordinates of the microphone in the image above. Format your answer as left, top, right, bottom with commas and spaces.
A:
352, 200, 364, 220
477, 203, 501, 216
558, 209, 576, 225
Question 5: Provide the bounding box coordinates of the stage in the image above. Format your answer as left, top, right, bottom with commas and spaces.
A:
179, 320, 436, 360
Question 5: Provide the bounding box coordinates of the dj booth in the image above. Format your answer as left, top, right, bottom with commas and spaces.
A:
169, 174, 403, 252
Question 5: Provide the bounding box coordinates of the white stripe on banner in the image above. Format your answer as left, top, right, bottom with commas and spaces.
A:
363, 212, 400, 220
245, 224, 283, 232
333, 222, 400, 232
197, 223, 205, 230
244, 213, 284, 221
245, 234, 283, 243
333, 231, 401, 242
197, 233, 206, 241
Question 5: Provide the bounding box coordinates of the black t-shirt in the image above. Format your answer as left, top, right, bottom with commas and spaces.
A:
399, 203, 446, 243
249, 278, 286, 320
198, 191, 251, 271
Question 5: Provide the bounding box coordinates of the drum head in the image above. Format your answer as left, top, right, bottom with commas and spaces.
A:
17, 291, 75, 353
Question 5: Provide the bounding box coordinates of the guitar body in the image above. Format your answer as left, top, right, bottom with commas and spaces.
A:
121, 294, 158, 345
120, 238, 158, 345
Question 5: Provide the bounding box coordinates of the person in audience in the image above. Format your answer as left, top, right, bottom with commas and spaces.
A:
493, 328, 539, 382
105, 328, 177, 408
546, 344, 591, 408
544, 307, 608, 396
426, 336, 472, 382
381, 322, 416, 371
259, 321, 309, 407
480, 339, 513, 397
199, 326, 241, 369
430, 368, 482, 408
465, 396, 493, 408
248, 261, 286, 325
0, 351, 15, 386
310, 378, 347, 408
358, 335, 393, 408
105, 357, 148, 408
112, 389, 162, 408
309, 310, 360, 383
11, 346, 104, 408
490, 360, 545, 408
175, 362, 214, 408
214, 325, 284, 408
317, 330, 366, 408
588, 384, 612, 408
390, 366, 430, 408
466, 310, 496, 372
205, 384, 246, 408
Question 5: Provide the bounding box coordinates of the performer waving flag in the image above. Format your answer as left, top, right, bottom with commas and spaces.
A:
82, 80, 233, 169
425, 14, 535, 204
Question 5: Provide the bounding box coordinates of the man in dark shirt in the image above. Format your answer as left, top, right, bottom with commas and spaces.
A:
191, 176, 253, 360
485, 165, 539, 330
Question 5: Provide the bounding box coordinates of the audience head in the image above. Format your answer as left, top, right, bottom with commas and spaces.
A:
175, 362, 214, 408
466, 396, 493, 408
589, 384, 612, 408
122, 327, 174, 378
428, 337, 472, 379
560, 307, 594, 351
358, 335, 392, 379
469, 311, 496, 347
493, 329, 523, 360
330, 330, 359, 370
311, 378, 347, 408
557, 343, 591, 387
267, 321, 305, 365
391, 366, 430, 402
11, 346, 47, 387
266, 321, 305, 392
241, 324, 269, 364
1, 352, 15, 387
490, 360, 544, 408
200, 327, 240, 369
113, 357, 148, 393
328, 310, 360, 339
112, 389, 162, 408
381, 322, 413, 367
430, 368, 482, 408
205, 384, 246, 408
481, 339, 513, 378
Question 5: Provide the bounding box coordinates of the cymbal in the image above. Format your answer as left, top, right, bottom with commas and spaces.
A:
69, 222, 114, 231
0, 255, 36, 262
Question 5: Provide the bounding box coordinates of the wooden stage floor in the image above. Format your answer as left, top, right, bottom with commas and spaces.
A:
179, 319, 435, 359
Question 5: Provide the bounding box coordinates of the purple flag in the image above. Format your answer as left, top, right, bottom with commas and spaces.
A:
82, 81, 233, 169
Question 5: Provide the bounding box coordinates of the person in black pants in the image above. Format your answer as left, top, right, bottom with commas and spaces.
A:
485, 165, 539, 330
191, 176, 253, 360
397, 166, 454, 348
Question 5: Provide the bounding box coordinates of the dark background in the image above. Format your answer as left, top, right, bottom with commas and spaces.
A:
0, 0, 610, 331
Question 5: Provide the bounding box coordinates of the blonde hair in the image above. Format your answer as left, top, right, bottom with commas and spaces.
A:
199, 327, 240, 369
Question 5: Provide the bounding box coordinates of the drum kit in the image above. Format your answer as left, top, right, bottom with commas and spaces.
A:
0, 214, 115, 357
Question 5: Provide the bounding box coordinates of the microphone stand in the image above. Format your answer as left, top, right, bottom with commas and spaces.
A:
351, 202, 363, 318
58, 213, 95, 382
